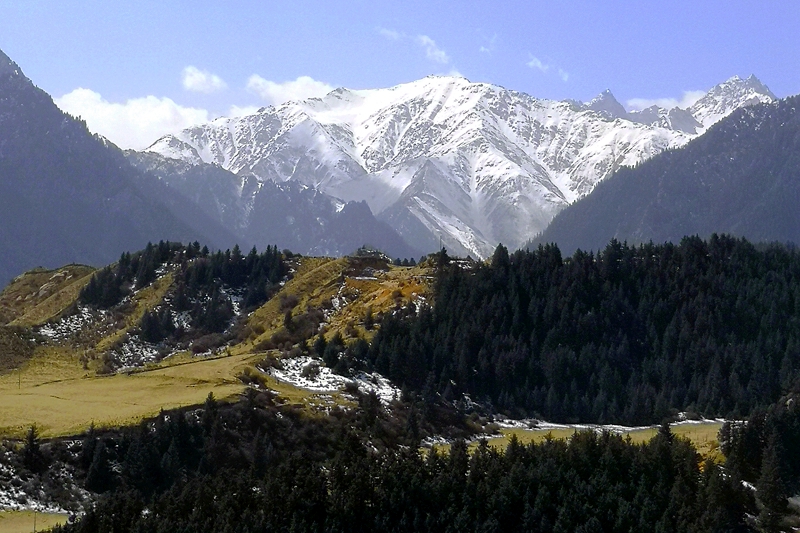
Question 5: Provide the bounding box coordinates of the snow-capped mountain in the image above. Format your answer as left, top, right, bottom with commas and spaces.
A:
688, 75, 776, 131
147, 75, 775, 258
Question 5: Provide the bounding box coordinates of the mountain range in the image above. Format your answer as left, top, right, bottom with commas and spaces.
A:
147, 74, 776, 257
532, 93, 800, 253
0, 48, 418, 285
0, 43, 786, 286
126, 151, 420, 259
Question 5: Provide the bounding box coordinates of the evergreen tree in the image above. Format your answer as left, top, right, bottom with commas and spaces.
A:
757, 432, 788, 532
22, 425, 45, 473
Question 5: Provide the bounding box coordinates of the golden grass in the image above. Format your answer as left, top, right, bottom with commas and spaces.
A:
2, 266, 95, 327
0, 257, 432, 439
0, 511, 69, 533
431, 422, 724, 462
0, 342, 356, 438
237, 257, 346, 352
0, 350, 255, 438
624, 422, 724, 460
237, 256, 433, 351
93, 273, 174, 355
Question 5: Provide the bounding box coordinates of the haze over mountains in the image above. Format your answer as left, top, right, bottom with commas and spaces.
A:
126, 151, 420, 260
147, 74, 775, 258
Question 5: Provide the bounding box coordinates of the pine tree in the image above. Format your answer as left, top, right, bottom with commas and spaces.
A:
757, 432, 787, 532
22, 425, 45, 473
86, 441, 113, 493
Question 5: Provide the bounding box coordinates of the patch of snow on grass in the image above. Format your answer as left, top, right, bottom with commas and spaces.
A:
173, 311, 191, 329
218, 286, 245, 315
38, 307, 98, 342
0, 461, 71, 513
270, 356, 348, 392
492, 415, 727, 435
266, 356, 400, 405
114, 335, 160, 369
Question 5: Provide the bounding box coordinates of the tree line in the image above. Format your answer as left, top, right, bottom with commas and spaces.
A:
79, 241, 286, 345
369, 235, 800, 424
48, 390, 773, 533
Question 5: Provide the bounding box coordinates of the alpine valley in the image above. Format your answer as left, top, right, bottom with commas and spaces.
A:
5, 38, 800, 533
146, 74, 775, 258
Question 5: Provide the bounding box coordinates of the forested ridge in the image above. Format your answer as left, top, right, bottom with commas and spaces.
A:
45, 389, 791, 533
76, 241, 285, 366
10, 234, 800, 532
370, 235, 800, 424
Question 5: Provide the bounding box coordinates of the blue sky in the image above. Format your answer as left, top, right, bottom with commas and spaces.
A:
1, 0, 798, 149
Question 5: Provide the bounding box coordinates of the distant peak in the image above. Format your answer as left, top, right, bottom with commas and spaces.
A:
720, 74, 774, 95
585, 89, 627, 119
419, 73, 471, 84
590, 89, 617, 101
0, 48, 21, 76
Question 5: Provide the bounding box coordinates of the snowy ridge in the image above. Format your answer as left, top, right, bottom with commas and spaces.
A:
147, 75, 775, 258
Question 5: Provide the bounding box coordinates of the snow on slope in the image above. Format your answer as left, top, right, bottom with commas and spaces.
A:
147, 75, 775, 258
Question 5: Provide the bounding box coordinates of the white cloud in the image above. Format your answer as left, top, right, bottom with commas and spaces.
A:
416, 35, 450, 64
479, 34, 498, 54
627, 90, 706, 111
378, 28, 451, 65
55, 88, 210, 150
228, 104, 261, 117
246, 75, 335, 105
527, 55, 570, 82
378, 27, 402, 40
526, 56, 549, 73
181, 66, 227, 93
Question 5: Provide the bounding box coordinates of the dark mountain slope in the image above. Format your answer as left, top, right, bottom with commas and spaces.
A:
533, 95, 800, 253
0, 49, 234, 286
127, 151, 421, 259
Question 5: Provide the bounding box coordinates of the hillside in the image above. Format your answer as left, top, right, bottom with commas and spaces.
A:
533, 94, 800, 254
5, 240, 800, 531
126, 151, 421, 260
0, 244, 434, 438
0, 49, 236, 286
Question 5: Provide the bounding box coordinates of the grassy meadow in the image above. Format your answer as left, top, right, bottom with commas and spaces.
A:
0, 511, 69, 533
0, 257, 428, 438
431, 421, 724, 462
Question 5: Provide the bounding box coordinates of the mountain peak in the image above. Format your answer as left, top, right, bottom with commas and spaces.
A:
715, 74, 776, 99
0, 48, 22, 77
689, 74, 777, 130
585, 89, 627, 119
